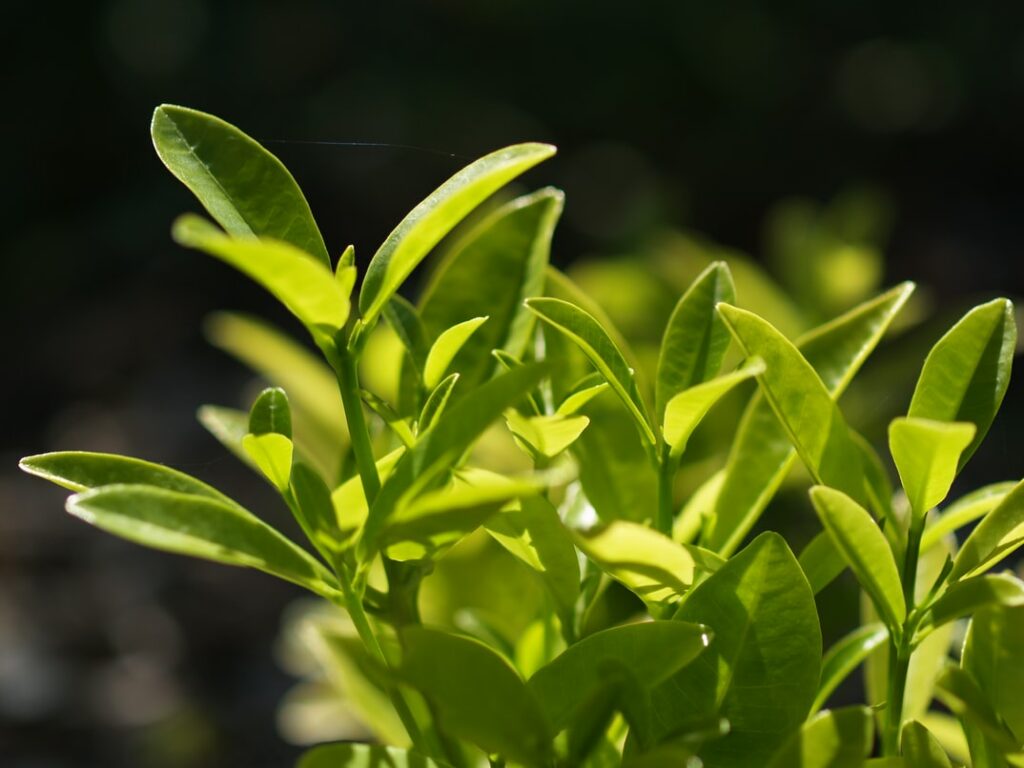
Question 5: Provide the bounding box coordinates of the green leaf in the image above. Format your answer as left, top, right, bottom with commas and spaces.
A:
398, 626, 552, 766
674, 469, 725, 545
923, 482, 1017, 553
289, 462, 342, 559
765, 706, 874, 768
950, 479, 1024, 581
330, 447, 405, 537
196, 405, 255, 468
423, 316, 488, 390
528, 621, 711, 732
934, 664, 1021, 752
556, 380, 609, 416
297, 744, 441, 768
812, 623, 889, 712
173, 215, 350, 334
19, 451, 231, 503
64, 484, 339, 599
505, 410, 590, 458
526, 297, 656, 445
574, 520, 719, 604
484, 495, 580, 627
381, 470, 541, 559
359, 143, 556, 324
242, 433, 293, 492
651, 533, 822, 766
889, 417, 976, 517
418, 373, 459, 433
662, 358, 764, 457
901, 720, 953, 768
717, 305, 864, 502
384, 294, 430, 374
359, 363, 550, 559
417, 188, 564, 387
963, 604, 1024, 744
151, 104, 329, 267
908, 298, 1016, 469
798, 531, 845, 596
920, 574, 1024, 635
656, 261, 736, 419
706, 281, 913, 556
205, 312, 346, 480
249, 386, 292, 437
360, 389, 416, 448
809, 486, 907, 630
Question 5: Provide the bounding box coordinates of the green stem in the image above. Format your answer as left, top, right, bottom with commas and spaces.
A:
335, 344, 381, 502
655, 445, 675, 535
884, 511, 926, 755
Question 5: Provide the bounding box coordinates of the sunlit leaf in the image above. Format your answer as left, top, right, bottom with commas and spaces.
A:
174, 214, 350, 334
151, 104, 330, 266
907, 298, 1016, 469
556, 380, 609, 416
423, 316, 488, 390
242, 432, 293, 492
920, 574, 1024, 635
901, 720, 953, 768
809, 485, 906, 630
64, 484, 339, 599
505, 410, 590, 458
656, 261, 735, 419
418, 373, 459, 433
922, 482, 1017, 553
662, 358, 763, 457
526, 297, 656, 445
950, 479, 1024, 581
297, 743, 440, 768
360, 143, 556, 324
889, 417, 975, 517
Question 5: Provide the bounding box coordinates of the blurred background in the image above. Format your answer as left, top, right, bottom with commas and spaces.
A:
4, 1, 1024, 765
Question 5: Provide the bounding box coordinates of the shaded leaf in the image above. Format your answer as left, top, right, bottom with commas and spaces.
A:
950, 479, 1024, 581
813, 623, 889, 713
297, 744, 441, 768
962, 603, 1024, 744
197, 405, 255, 468
249, 386, 292, 437
921, 574, 1024, 635
901, 720, 953, 768
418, 374, 459, 433
766, 706, 874, 768
398, 626, 552, 766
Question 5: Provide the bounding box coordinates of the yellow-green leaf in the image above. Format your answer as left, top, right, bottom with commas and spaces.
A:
423, 316, 488, 389
889, 417, 975, 517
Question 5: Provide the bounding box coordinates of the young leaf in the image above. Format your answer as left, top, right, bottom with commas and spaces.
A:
650, 532, 822, 765
418, 373, 459, 433
19, 451, 231, 503
556, 380, 609, 416
922, 482, 1017, 552
359, 364, 549, 558
331, 447, 406, 535
359, 143, 556, 324
505, 410, 590, 458
574, 520, 716, 604
920, 573, 1024, 634
65, 484, 339, 599
151, 104, 330, 267
812, 623, 889, 713
360, 390, 416, 448
707, 281, 913, 556
483, 495, 580, 627
384, 294, 430, 375
242, 433, 293, 492
662, 358, 764, 456
525, 297, 656, 445
888, 417, 975, 517
297, 743, 440, 768
656, 261, 736, 419
417, 188, 564, 387
765, 706, 874, 768
908, 298, 1016, 468
398, 626, 552, 766
809, 486, 906, 630
423, 316, 488, 390
173, 215, 350, 334
950, 479, 1024, 581
249, 386, 292, 437
527, 621, 711, 732
717, 305, 864, 503
900, 721, 953, 768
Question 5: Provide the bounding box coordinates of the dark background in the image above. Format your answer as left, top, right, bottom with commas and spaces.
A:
3, 2, 1024, 766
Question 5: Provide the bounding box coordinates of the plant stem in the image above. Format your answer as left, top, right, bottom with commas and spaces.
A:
883, 511, 926, 755
655, 446, 675, 535
334, 344, 381, 501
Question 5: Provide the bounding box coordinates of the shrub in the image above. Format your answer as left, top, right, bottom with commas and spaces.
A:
21, 106, 1024, 768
